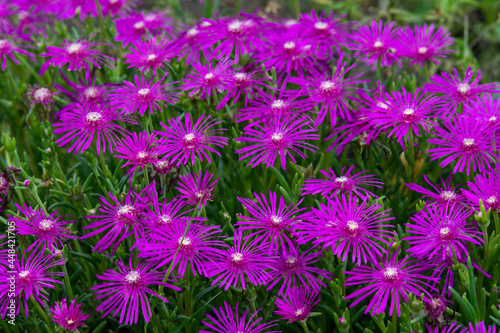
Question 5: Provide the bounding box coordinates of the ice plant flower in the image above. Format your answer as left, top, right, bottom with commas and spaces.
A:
0, 38, 35, 70
113, 131, 161, 174
99, 0, 138, 17
461, 322, 498, 333
50, 298, 90, 331
55, 0, 97, 21
427, 116, 500, 175
25, 85, 59, 109
114, 11, 171, 45
175, 170, 218, 208
424, 294, 451, 322
267, 245, 332, 294
157, 113, 228, 165
397, 24, 454, 67
201, 302, 279, 333
139, 222, 225, 276
39, 37, 115, 77
425, 322, 462, 333
274, 287, 320, 323
107, 74, 178, 116
53, 104, 136, 155
123, 36, 180, 76
181, 58, 235, 99
57, 74, 107, 111
350, 20, 401, 68
424, 67, 500, 117
404, 203, 483, 260
177, 23, 213, 65
235, 117, 319, 169
466, 93, 500, 127
462, 170, 500, 211
235, 191, 306, 253
406, 174, 465, 208
206, 230, 273, 290
91, 258, 181, 325
301, 165, 383, 198
344, 246, 437, 316
9, 203, 76, 252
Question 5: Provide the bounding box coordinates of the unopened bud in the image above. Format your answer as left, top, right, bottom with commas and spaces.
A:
23, 180, 30, 187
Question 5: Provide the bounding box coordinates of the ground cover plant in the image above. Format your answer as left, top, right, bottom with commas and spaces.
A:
1, 0, 500, 332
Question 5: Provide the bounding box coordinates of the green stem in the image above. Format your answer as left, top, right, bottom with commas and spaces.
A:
299, 320, 311, 333
143, 166, 150, 186
93, 0, 108, 40
393, 308, 398, 333
61, 260, 74, 299
494, 213, 499, 237
30, 297, 55, 333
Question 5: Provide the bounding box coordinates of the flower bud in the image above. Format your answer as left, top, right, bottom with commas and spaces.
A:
23, 180, 30, 187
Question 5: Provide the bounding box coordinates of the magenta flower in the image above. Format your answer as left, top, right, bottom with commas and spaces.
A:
350, 20, 401, 68
143, 194, 204, 231
25, 85, 59, 109
424, 67, 500, 117
139, 222, 225, 276
57, 74, 107, 111
81, 188, 149, 254
53, 104, 136, 155
123, 36, 180, 76
55, 0, 96, 21
157, 113, 228, 165
289, 52, 367, 126
107, 74, 179, 116
113, 131, 161, 174
9, 203, 76, 252
175, 170, 217, 208
201, 302, 279, 333
425, 322, 462, 333
152, 157, 177, 176
235, 117, 319, 169
235, 191, 306, 253
0, 38, 35, 70
181, 58, 235, 99
461, 322, 498, 333
427, 116, 500, 175
423, 294, 451, 322
344, 246, 437, 316
274, 287, 320, 323
177, 23, 213, 65
50, 298, 90, 331
39, 37, 114, 77
301, 165, 383, 198
404, 204, 483, 260
466, 93, 500, 127
462, 170, 500, 211
205, 230, 273, 290
406, 174, 465, 208
267, 245, 332, 294
91, 258, 181, 325
398, 24, 454, 67
114, 11, 171, 45
99, 0, 138, 17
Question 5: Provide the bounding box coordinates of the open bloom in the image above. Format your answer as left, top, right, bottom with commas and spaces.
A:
424, 67, 500, 117
99, 0, 139, 17
114, 131, 161, 174
114, 11, 172, 45
425, 322, 462, 333
397, 24, 454, 67
462, 170, 500, 211
235, 117, 319, 169
0, 38, 35, 70
157, 113, 228, 165
57, 74, 108, 111
50, 298, 90, 331
344, 246, 438, 316
177, 23, 213, 65
91, 258, 181, 325
236, 191, 305, 253
175, 170, 217, 208
123, 36, 180, 76
301, 165, 383, 198
55, 0, 97, 21
26, 85, 59, 109
274, 287, 320, 323
181, 58, 235, 99
461, 322, 498, 333
406, 174, 465, 208
427, 116, 500, 175
53, 104, 136, 155
201, 302, 279, 333
465, 93, 500, 127
404, 203, 483, 260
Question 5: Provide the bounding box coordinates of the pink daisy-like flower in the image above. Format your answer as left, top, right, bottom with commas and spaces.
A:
139, 221, 225, 276
466, 93, 500, 127
344, 245, 438, 316
123, 36, 180, 76
350, 20, 401, 68
9, 203, 76, 252
205, 230, 273, 290
107, 74, 179, 116
289, 52, 367, 126
201, 302, 279, 333
177, 23, 213, 65
425, 322, 462, 333
39, 37, 114, 77
427, 116, 500, 175
397, 24, 455, 67
423, 294, 451, 322
53, 104, 136, 155
50, 298, 90, 331
25, 85, 59, 109
294, 194, 396, 265
267, 245, 332, 294
0, 37, 35, 70
55, 0, 96, 21
461, 322, 498, 333
113, 131, 161, 174
404, 203, 483, 260
181, 58, 235, 99
57, 74, 108, 111
91, 257, 181, 325
274, 287, 320, 323
99, 0, 139, 17
175, 170, 217, 208
235, 117, 319, 169
80, 188, 150, 254
301, 165, 383, 198
406, 173, 465, 208
114, 11, 171, 46
235, 191, 306, 253
424, 67, 500, 117
157, 113, 228, 166
462, 170, 500, 211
